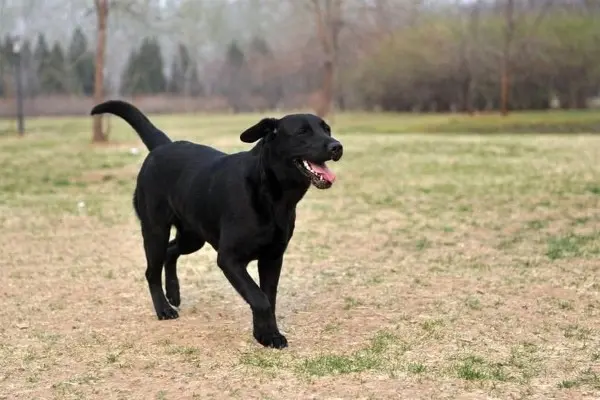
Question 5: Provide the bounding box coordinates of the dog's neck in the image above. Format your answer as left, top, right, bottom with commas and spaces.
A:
250, 139, 310, 208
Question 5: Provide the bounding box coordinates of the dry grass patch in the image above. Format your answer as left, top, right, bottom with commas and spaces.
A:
1, 113, 600, 399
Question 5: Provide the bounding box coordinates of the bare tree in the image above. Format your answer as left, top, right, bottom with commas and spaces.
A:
453, 0, 483, 114
500, 0, 515, 116
92, 0, 109, 142
310, 0, 343, 119
499, 0, 555, 115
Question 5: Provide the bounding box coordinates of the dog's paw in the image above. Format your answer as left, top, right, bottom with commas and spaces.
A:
254, 331, 288, 349
156, 305, 179, 320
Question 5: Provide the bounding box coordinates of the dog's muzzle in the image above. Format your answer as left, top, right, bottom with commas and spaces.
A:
327, 141, 343, 161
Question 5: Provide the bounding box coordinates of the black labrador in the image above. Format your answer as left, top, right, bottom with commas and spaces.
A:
90, 100, 343, 348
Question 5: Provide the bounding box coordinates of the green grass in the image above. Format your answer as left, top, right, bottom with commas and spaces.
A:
558, 368, 600, 390
238, 331, 404, 377
332, 109, 600, 134
407, 362, 427, 374
1, 111, 600, 399
2, 108, 600, 139
295, 331, 401, 377
454, 355, 508, 381
546, 232, 600, 260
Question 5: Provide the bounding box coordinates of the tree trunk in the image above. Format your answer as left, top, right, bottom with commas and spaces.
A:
500, 62, 509, 115
311, 0, 341, 119
462, 77, 475, 115
465, 1, 481, 115
318, 59, 334, 118
500, 0, 514, 116
92, 0, 109, 143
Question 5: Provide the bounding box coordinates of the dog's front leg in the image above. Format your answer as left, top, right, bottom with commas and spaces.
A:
257, 256, 282, 316
217, 253, 287, 349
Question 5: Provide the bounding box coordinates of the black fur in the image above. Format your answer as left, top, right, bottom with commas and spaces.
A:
90, 100, 343, 349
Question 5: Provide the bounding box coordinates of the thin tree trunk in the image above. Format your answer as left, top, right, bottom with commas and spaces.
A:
330, 0, 342, 116
93, 0, 108, 143
500, 0, 515, 116
500, 62, 509, 115
319, 59, 333, 118
466, 0, 481, 115
312, 0, 341, 119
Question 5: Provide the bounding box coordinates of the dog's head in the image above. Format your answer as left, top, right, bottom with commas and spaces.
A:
240, 114, 343, 189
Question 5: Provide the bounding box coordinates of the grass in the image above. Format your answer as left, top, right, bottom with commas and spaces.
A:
1, 110, 600, 399
333, 109, 600, 134
546, 232, 600, 260
294, 331, 402, 376
454, 355, 508, 381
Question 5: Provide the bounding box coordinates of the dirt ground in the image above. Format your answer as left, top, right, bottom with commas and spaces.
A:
1, 114, 599, 399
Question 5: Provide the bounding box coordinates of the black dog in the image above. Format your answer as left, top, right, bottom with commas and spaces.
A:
90, 100, 343, 348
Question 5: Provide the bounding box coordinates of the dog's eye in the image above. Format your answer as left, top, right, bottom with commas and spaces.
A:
297, 129, 310, 135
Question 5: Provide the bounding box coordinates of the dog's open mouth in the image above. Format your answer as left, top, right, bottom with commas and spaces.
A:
294, 159, 336, 189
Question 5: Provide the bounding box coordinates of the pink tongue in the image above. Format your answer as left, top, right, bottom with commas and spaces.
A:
307, 161, 336, 183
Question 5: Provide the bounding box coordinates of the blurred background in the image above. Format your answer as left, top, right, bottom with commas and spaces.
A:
0, 0, 599, 133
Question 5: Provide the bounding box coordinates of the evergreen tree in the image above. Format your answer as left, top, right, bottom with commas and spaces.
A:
176, 43, 191, 94
187, 63, 203, 96
0, 36, 11, 97
46, 42, 68, 94
19, 40, 38, 97
148, 38, 167, 94
0, 50, 5, 97
139, 37, 166, 94
120, 49, 140, 95
222, 40, 248, 112
121, 37, 166, 95
35, 33, 53, 94
226, 41, 245, 70
34, 33, 49, 63
178, 43, 191, 77
248, 36, 281, 108
68, 27, 95, 95
167, 57, 183, 93
249, 36, 271, 57
168, 43, 203, 96
0, 37, 40, 97
3, 35, 15, 60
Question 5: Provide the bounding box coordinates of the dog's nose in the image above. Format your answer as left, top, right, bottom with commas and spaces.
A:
327, 141, 343, 161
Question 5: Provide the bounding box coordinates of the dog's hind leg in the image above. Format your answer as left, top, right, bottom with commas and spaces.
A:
164, 231, 205, 307
142, 223, 179, 320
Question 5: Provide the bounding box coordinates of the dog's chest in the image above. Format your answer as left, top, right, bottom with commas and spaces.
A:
248, 196, 297, 259
252, 221, 293, 258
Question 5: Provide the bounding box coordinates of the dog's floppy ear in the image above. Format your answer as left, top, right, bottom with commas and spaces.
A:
240, 118, 278, 143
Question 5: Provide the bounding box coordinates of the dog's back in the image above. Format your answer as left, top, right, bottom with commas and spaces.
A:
133, 140, 233, 234
91, 100, 236, 229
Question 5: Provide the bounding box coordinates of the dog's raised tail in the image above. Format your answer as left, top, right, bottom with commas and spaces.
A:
90, 100, 171, 151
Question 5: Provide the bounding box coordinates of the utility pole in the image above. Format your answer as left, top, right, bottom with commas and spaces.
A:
12, 16, 26, 136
